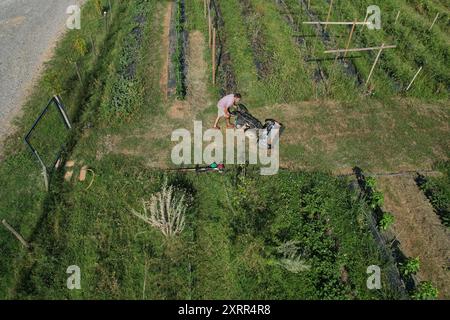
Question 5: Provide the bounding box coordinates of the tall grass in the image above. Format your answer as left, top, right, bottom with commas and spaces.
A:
0, 0, 158, 298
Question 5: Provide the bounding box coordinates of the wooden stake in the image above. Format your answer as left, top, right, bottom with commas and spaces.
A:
204, 0, 207, 18
394, 11, 400, 24
406, 66, 423, 91
344, 21, 356, 58
79, 165, 88, 182
363, 11, 369, 27
324, 44, 396, 54
304, 21, 369, 25
366, 43, 384, 85
2, 220, 30, 249
212, 27, 216, 85
429, 12, 439, 31
324, 0, 334, 31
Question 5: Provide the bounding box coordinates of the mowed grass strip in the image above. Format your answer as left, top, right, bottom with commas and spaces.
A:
250, 99, 450, 172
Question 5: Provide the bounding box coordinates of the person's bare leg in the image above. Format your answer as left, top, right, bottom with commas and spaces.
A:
213, 116, 222, 129
226, 117, 234, 129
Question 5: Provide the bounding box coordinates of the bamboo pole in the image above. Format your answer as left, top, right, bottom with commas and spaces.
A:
363, 11, 369, 26
2, 220, 30, 249
394, 11, 400, 24
303, 21, 369, 25
406, 66, 423, 91
344, 21, 356, 58
324, 45, 396, 54
324, 0, 334, 31
429, 12, 439, 31
366, 43, 385, 85
212, 27, 216, 85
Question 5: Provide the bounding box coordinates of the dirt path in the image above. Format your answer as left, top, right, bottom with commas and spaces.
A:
377, 176, 450, 299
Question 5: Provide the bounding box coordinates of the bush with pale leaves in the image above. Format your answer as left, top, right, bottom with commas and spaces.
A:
131, 179, 190, 237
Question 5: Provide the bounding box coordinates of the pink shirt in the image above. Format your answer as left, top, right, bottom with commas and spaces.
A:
217, 94, 235, 110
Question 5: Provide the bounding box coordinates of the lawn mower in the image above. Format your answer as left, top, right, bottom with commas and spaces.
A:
227, 104, 284, 149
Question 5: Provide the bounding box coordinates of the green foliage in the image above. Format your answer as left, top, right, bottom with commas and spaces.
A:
371, 191, 384, 209
94, 0, 103, 16
100, 0, 150, 120
42, 69, 64, 95
399, 257, 420, 276
225, 171, 389, 299
174, 0, 186, 99
365, 177, 377, 189
412, 281, 439, 300
379, 212, 394, 230
418, 161, 450, 227
73, 36, 88, 57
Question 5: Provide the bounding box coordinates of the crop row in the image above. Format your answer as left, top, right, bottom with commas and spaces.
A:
306, 0, 449, 100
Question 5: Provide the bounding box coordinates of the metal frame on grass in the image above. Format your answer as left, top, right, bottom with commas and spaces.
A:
24, 95, 72, 190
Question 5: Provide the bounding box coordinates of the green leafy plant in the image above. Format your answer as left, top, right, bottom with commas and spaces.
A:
174, 0, 186, 99
399, 257, 420, 276
379, 212, 394, 230
412, 281, 438, 300
418, 161, 450, 228
371, 191, 384, 209
73, 36, 88, 57
365, 177, 377, 190
94, 0, 103, 16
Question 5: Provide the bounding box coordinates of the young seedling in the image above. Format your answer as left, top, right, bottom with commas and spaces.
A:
379, 212, 394, 230
399, 257, 420, 276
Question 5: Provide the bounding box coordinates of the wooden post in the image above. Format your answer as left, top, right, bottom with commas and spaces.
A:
394, 11, 400, 24
204, 0, 207, 18
358, 11, 369, 36
324, 0, 334, 31
2, 220, 30, 249
366, 43, 384, 85
344, 21, 356, 58
363, 11, 369, 26
406, 66, 423, 91
429, 13, 439, 31
324, 45, 396, 54
212, 28, 216, 85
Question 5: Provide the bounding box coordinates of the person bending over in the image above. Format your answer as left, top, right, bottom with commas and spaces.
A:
213, 93, 241, 129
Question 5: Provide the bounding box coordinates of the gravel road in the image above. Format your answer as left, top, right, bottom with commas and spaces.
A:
0, 0, 83, 151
